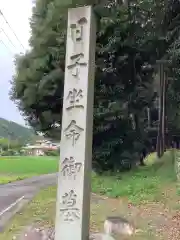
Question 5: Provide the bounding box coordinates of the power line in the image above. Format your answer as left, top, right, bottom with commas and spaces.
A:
0, 38, 14, 55
0, 27, 16, 49
0, 9, 25, 51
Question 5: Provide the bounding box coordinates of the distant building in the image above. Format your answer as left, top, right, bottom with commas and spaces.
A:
22, 139, 60, 156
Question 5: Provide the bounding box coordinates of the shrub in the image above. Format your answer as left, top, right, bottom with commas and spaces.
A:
45, 150, 59, 156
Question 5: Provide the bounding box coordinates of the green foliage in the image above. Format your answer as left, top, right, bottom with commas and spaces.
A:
1, 150, 18, 156
92, 151, 176, 204
92, 0, 162, 171
0, 152, 176, 205
0, 175, 28, 185
45, 149, 59, 156
10, 0, 180, 172
0, 118, 35, 143
165, 1, 180, 130
0, 138, 24, 153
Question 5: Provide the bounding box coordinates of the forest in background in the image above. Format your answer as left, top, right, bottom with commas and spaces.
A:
0, 117, 35, 143
0, 117, 36, 155
10, 0, 180, 172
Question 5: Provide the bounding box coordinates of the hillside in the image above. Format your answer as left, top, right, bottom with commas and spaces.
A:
0, 118, 36, 143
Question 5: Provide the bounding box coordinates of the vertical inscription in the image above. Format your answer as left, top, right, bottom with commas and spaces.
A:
66, 88, 84, 110
70, 17, 87, 43
60, 15, 87, 226
55, 6, 96, 240
60, 190, 80, 222
64, 120, 84, 146
61, 156, 82, 180
68, 17, 88, 78
67, 53, 87, 77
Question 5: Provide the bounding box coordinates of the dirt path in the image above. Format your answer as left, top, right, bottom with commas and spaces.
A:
0, 179, 179, 240
90, 192, 180, 239
16, 191, 180, 240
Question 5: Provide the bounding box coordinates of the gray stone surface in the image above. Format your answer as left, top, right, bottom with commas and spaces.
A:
104, 216, 134, 236
55, 5, 96, 240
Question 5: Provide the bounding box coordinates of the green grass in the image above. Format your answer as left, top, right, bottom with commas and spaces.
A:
0, 151, 179, 240
91, 150, 177, 204
0, 185, 160, 240
0, 175, 30, 184
0, 151, 177, 205
0, 156, 58, 175
0, 156, 58, 184
0, 186, 57, 240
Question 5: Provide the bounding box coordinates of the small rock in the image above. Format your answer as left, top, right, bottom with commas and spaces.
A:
104, 216, 135, 236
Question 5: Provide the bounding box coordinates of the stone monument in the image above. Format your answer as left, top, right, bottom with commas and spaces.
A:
54, 6, 96, 240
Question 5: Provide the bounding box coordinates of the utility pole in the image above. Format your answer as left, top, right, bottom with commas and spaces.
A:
156, 60, 168, 158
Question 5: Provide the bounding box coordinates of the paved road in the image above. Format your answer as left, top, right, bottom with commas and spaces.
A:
0, 173, 57, 231
0, 173, 107, 232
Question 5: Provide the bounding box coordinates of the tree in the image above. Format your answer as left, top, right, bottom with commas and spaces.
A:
11, 0, 102, 138
10, 0, 156, 171
11, 0, 180, 171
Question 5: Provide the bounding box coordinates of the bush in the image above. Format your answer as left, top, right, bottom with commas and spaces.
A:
1, 149, 19, 156
45, 150, 59, 156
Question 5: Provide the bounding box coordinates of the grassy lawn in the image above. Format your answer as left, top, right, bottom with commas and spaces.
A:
0, 150, 179, 240
0, 174, 30, 184
0, 156, 58, 184
92, 151, 177, 204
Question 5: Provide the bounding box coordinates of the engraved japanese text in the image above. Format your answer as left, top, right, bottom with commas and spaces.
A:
66, 88, 84, 110
61, 156, 82, 180
64, 120, 84, 146
70, 17, 87, 43
60, 190, 80, 222
67, 53, 87, 77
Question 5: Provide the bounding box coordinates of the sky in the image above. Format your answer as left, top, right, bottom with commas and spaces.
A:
0, 0, 32, 126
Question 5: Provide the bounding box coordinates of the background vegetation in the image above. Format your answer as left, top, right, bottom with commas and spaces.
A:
0, 156, 58, 184
0, 117, 35, 143
1, 152, 179, 240
10, 0, 180, 173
